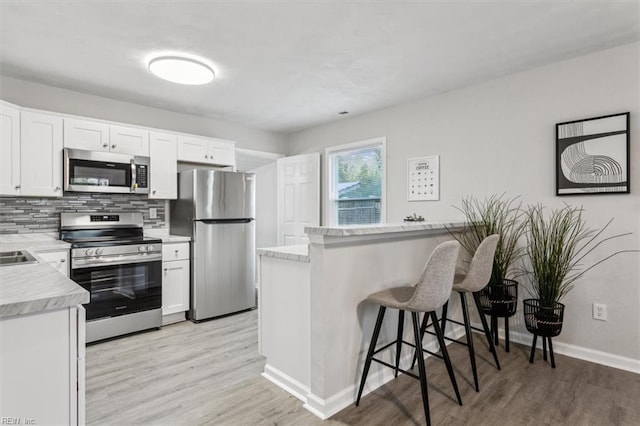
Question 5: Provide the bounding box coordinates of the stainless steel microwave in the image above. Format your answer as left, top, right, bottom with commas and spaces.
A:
63, 148, 150, 194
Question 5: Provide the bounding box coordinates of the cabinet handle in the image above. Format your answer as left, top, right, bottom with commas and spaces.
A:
60, 259, 66, 263
103, 143, 108, 148
204, 155, 209, 159
152, 190, 157, 194
164, 266, 182, 272
15, 185, 21, 190
111, 144, 116, 149
54, 186, 61, 191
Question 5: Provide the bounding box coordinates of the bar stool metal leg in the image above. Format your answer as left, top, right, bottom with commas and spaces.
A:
430, 311, 462, 406
411, 312, 432, 426
459, 292, 479, 392
395, 310, 404, 377
356, 306, 386, 406
472, 293, 501, 370
440, 301, 448, 334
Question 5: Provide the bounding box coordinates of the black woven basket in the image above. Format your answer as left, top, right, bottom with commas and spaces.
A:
478, 279, 518, 318
523, 299, 565, 337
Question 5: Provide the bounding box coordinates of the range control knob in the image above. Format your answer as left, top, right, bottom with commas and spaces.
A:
147, 245, 155, 252
95, 248, 104, 255
84, 248, 95, 256
138, 246, 148, 253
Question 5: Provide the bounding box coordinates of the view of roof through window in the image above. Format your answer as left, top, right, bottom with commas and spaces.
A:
333, 146, 383, 225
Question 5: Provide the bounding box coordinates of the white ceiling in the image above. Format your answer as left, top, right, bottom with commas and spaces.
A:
1, 1, 638, 134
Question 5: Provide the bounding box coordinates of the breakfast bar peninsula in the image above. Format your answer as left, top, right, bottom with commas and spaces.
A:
258, 221, 465, 419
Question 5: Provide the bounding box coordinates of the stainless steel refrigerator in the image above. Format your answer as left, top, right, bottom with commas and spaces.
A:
170, 170, 256, 321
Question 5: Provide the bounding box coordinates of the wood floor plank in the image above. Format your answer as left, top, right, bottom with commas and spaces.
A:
86, 309, 640, 425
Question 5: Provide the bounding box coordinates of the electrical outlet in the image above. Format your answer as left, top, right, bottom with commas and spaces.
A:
149, 207, 157, 219
592, 303, 607, 321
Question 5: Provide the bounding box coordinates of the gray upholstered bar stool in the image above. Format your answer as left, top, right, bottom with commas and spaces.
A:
419, 234, 501, 393
355, 240, 462, 426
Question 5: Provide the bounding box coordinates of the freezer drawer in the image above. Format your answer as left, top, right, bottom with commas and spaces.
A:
191, 220, 256, 320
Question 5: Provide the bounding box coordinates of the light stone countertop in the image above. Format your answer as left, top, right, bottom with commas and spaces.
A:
304, 221, 466, 237
144, 229, 191, 243
257, 245, 309, 263
0, 232, 88, 319
0, 232, 70, 252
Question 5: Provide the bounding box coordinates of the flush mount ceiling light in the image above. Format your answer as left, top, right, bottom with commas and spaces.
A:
148, 56, 214, 85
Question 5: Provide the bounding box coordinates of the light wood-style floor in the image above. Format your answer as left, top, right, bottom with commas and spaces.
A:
86, 309, 640, 425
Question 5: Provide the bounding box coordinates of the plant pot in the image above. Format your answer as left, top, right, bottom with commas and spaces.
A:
523, 299, 565, 337
478, 279, 518, 318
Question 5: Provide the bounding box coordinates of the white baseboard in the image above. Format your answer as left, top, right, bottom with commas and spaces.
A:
301, 324, 466, 420
471, 321, 640, 374
262, 364, 309, 403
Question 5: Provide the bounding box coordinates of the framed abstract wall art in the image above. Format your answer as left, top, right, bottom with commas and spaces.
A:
556, 112, 630, 196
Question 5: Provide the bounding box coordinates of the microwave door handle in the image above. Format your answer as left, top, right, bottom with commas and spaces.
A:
130, 159, 136, 193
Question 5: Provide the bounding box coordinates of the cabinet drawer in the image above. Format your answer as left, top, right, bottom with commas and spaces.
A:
162, 242, 189, 261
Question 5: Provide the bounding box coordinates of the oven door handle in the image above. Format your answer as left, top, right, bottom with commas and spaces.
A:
72, 253, 161, 269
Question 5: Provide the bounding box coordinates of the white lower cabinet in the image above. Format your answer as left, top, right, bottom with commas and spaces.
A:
162, 242, 190, 324
35, 249, 69, 277
0, 305, 85, 425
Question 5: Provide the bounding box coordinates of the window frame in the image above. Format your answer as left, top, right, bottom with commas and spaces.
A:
324, 137, 387, 226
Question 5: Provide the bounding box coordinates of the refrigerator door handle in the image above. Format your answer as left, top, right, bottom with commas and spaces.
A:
198, 218, 253, 224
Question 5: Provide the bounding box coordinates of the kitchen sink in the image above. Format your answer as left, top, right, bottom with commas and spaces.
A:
0, 250, 39, 266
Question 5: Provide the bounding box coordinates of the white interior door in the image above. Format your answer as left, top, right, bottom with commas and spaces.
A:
277, 152, 320, 246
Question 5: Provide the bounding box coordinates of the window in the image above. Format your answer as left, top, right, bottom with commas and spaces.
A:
325, 137, 386, 226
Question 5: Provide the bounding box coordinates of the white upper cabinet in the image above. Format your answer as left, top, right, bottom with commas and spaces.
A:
149, 131, 177, 199
20, 111, 63, 197
0, 101, 21, 196
177, 135, 208, 162
63, 118, 110, 151
209, 139, 235, 167
64, 118, 149, 156
177, 135, 235, 167
110, 125, 150, 156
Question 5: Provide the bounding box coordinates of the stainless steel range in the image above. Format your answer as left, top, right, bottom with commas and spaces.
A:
61, 212, 162, 343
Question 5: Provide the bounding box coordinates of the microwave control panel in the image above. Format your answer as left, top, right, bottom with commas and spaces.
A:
136, 164, 148, 188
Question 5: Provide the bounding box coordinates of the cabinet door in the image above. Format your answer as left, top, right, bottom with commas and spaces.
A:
0, 102, 21, 196
36, 250, 69, 277
0, 308, 74, 425
177, 135, 209, 163
162, 259, 190, 316
209, 139, 235, 167
149, 131, 177, 199
64, 118, 110, 151
20, 111, 64, 197
110, 125, 150, 156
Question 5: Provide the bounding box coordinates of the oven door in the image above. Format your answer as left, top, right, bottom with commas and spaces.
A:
64, 148, 135, 194
70, 259, 162, 321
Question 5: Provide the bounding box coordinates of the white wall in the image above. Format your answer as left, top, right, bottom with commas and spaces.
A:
0, 76, 287, 154
287, 42, 640, 363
